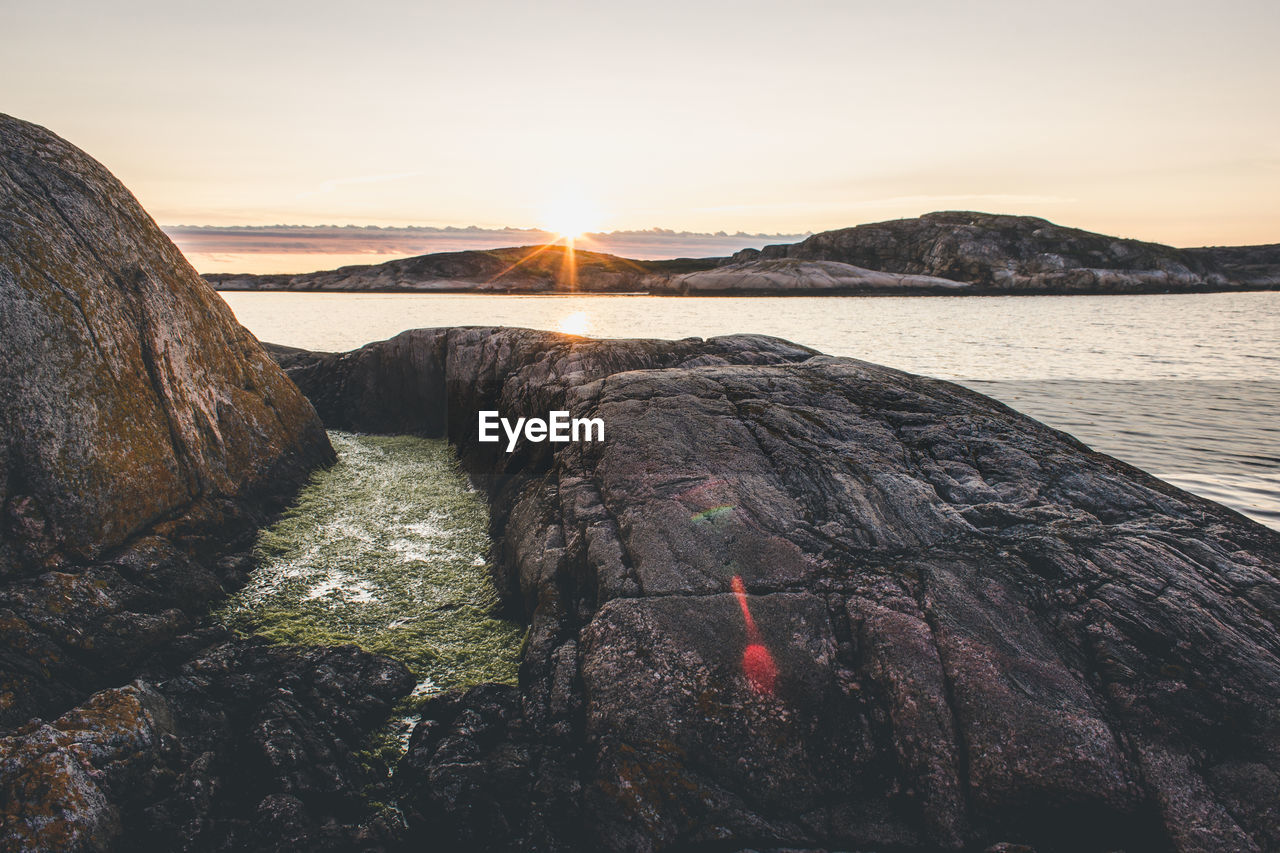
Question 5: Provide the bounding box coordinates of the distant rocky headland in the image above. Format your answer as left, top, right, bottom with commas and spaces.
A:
207, 213, 1280, 296
5, 113, 1280, 852
163, 224, 812, 265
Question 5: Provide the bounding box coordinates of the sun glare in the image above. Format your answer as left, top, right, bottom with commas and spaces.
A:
557, 311, 591, 336
540, 196, 601, 241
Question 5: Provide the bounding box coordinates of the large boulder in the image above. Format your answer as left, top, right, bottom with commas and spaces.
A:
0, 115, 410, 853
279, 328, 1280, 852
0, 115, 333, 727
0, 113, 332, 571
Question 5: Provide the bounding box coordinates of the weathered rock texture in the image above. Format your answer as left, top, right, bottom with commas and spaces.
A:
0, 633, 412, 853
0, 115, 414, 853
1185, 243, 1280, 289
0, 113, 332, 566
0, 109, 341, 841
209, 212, 1279, 295
277, 328, 1280, 853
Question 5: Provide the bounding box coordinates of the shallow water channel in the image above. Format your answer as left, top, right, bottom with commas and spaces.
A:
218, 432, 523, 698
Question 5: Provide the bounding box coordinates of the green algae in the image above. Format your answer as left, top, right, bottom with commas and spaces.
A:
217, 431, 523, 696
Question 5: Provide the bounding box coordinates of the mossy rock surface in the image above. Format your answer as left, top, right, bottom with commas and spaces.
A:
219, 432, 522, 695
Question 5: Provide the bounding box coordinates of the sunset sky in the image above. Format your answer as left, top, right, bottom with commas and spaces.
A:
4, 0, 1278, 246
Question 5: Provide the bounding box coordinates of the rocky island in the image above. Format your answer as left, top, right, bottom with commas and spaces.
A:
207, 213, 1280, 296
4, 114, 1280, 853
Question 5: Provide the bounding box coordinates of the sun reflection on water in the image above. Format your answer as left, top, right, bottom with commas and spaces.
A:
557, 310, 591, 336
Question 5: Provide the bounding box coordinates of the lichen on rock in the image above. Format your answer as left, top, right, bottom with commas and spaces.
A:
0, 114, 351, 851
0, 111, 332, 569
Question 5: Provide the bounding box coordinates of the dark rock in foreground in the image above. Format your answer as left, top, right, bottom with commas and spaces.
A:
0, 114, 374, 852
0, 634, 412, 852
210, 211, 1280, 295
0, 113, 335, 729
277, 328, 1280, 853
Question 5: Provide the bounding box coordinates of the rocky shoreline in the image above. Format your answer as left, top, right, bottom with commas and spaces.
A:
4, 113, 1280, 852
206, 213, 1280, 296
271, 327, 1280, 852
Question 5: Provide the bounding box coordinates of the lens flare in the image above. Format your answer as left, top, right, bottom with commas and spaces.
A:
742, 643, 778, 694
691, 504, 735, 524
731, 575, 778, 695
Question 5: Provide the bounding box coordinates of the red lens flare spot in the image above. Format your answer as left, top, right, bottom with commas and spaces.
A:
742, 643, 778, 695
731, 574, 753, 623
731, 574, 777, 695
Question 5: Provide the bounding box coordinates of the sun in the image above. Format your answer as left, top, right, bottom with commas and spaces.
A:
540, 195, 601, 241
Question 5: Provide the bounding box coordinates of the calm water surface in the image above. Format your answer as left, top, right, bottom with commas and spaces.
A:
222, 291, 1280, 529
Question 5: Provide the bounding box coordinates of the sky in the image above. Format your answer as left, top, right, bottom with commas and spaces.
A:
4, 0, 1279, 247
